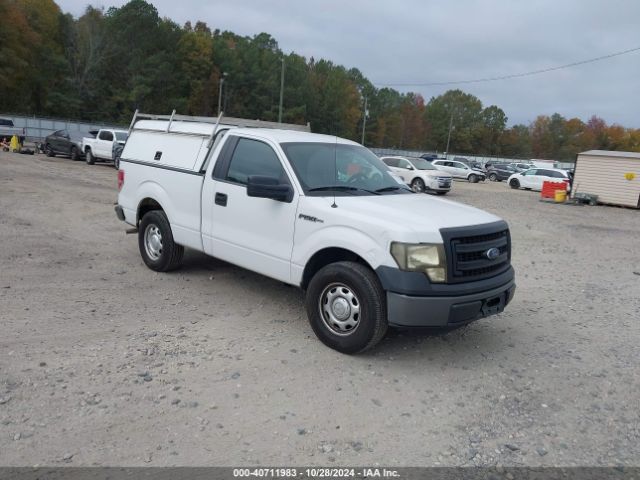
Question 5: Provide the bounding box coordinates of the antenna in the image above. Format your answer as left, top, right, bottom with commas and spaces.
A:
331, 135, 338, 208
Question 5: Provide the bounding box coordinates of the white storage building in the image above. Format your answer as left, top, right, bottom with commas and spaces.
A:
573, 150, 640, 208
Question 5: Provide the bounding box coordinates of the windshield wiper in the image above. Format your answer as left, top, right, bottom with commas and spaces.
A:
308, 186, 379, 195
308, 186, 358, 192
374, 186, 409, 193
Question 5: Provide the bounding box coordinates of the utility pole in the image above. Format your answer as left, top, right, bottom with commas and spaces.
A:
278, 58, 285, 123
217, 72, 227, 117
445, 109, 454, 156
361, 96, 368, 145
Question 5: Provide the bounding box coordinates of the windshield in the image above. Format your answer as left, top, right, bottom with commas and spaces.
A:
281, 142, 410, 195
115, 132, 128, 141
408, 158, 437, 170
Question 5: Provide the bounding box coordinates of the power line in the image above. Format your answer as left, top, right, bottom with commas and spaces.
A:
374, 45, 640, 87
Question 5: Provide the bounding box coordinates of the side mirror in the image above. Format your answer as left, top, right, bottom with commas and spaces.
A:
407, 165, 414, 170
247, 175, 293, 203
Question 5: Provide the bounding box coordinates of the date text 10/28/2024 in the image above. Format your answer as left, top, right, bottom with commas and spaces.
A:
233, 468, 400, 478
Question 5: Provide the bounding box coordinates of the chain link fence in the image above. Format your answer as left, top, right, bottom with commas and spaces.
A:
0, 113, 126, 143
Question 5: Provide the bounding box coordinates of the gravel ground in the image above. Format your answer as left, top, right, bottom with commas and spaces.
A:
1, 151, 639, 467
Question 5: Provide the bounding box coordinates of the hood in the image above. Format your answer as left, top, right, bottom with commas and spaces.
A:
303, 193, 502, 244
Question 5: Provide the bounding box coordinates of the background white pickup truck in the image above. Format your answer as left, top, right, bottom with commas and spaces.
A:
0, 118, 25, 140
83, 128, 128, 166
115, 113, 515, 353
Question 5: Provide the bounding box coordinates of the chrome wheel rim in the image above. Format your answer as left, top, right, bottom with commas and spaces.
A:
318, 283, 361, 336
412, 179, 424, 193
144, 224, 163, 261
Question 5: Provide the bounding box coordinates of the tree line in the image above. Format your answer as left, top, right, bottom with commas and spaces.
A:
2, 0, 639, 160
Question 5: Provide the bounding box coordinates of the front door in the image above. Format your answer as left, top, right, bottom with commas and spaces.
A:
520, 169, 540, 189
394, 158, 414, 183
97, 130, 114, 158
207, 136, 298, 283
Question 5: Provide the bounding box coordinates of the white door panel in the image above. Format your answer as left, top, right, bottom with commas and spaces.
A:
204, 136, 298, 284
210, 182, 297, 282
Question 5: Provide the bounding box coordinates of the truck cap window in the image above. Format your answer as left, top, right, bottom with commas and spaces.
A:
227, 138, 287, 185
281, 143, 410, 195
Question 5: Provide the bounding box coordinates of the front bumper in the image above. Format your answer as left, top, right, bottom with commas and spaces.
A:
428, 178, 452, 191
386, 278, 516, 328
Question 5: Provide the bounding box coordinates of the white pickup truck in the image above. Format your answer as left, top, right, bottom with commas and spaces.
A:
115, 112, 515, 353
82, 128, 128, 166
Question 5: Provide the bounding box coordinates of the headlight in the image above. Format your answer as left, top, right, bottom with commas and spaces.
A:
390, 242, 447, 283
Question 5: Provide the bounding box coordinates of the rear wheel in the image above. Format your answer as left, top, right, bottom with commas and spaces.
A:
138, 210, 184, 272
85, 149, 95, 165
509, 179, 520, 189
468, 174, 478, 183
45, 144, 55, 157
411, 178, 425, 193
305, 261, 387, 354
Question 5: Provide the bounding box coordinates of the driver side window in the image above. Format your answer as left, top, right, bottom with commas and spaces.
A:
226, 137, 288, 186
398, 159, 410, 169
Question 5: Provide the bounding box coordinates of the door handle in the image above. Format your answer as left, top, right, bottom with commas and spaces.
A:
215, 192, 228, 207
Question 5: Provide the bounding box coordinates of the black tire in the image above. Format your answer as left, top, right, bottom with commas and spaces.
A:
114, 156, 119, 170
411, 178, 425, 193
45, 144, 54, 157
70, 146, 80, 161
488, 173, 498, 182
435, 191, 448, 195
468, 174, 478, 183
509, 179, 520, 189
138, 210, 184, 272
85, 149, 95, 165
305, 261, 388, 354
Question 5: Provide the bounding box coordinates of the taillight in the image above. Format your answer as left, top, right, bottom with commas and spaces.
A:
117, 169, 125, 191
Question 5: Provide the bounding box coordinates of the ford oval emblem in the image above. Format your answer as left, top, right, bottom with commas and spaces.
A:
485, 247, 500, 260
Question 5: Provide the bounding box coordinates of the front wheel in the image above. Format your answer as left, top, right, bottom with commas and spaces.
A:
305, 261, 388, 354
435, 191, 448, 195
489, 173, 498, 182
509, 179, 520, 189
468, 174, 479, 183
85, 149, 95, 165
114, 156, 119, 170
45, 144, 55, 157
71, 146, 80, 160
138, 210, 184, 272
411, 178, 425, 193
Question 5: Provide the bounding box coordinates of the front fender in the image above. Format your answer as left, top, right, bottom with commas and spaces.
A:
291, 225, 394, 285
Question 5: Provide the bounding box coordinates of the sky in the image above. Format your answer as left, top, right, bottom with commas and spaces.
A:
56, 0, 640, 128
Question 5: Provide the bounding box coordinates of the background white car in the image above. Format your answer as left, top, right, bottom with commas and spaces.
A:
380, 156, 452, 194
507, 167, 570, 191
431, 159, 486, 183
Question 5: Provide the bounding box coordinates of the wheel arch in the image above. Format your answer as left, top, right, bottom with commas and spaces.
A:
137, 197, 165, 225
301, 247, 374, 291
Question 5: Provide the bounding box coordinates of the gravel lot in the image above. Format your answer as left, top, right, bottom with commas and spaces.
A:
1, 151, 639, 467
